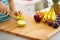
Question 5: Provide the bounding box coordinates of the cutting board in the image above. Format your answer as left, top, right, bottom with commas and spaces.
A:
0, 16, 60, 40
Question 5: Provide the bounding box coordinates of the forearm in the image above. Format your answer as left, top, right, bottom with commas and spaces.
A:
8, 0, 16, 13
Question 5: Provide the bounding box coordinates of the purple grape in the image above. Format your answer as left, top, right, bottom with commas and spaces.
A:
34, 14, 41, 22
56, 20, 60, 25
52, 22, 59, 29
57, 16, 60, 20
48, 21, 52, 26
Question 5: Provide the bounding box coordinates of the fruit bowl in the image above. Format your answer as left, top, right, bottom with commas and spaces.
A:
0, 13, 10, 23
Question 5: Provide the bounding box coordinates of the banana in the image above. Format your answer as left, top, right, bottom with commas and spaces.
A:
47, 7, 53, 21
43, 6, 57, 22
47, 9, 52, 20
43, 7, 52, 22
51, 8, 57, 21
43, 12, 48, 22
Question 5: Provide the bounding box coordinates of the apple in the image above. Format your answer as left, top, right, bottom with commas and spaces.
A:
34, 14, 42, 22
16, 15, 24, 20
17, 20, 26, 27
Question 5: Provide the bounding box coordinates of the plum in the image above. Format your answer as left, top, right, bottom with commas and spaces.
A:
52, 22, 59, 29
34, 14, 41, 22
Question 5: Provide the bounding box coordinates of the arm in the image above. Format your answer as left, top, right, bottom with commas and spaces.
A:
8, 0, 21, 16
8, 0, 16, 13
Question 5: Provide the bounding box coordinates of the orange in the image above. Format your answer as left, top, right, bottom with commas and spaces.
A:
35, 11, 44, 18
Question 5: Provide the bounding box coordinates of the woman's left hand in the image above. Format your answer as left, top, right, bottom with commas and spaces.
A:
14, 11, 22, 16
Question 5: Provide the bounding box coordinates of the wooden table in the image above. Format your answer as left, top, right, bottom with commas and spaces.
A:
0, 16, 60, 40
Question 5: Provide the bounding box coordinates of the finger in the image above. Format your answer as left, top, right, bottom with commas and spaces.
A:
2, 6, 5, 14
6, 9, 9, 16
1, 8, 3, 13
18, 11, 20, 15
9, 10, 13, 15
3, 6, 6, 14
2, 6, 6, 14
6, 11, 10, 15
14, 12, 18, 16
17, 11, 21, 16
2, 6, 5, 13
10, 10, 16, 17
16, 11, 19, 16
4, 9, 6, 14
18, 11, 22, 15
0, 9, 2, 13
5, 9, 7, 14
1, 7, 3, 13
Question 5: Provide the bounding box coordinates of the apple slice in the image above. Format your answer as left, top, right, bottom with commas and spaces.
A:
17, 20, 26, 27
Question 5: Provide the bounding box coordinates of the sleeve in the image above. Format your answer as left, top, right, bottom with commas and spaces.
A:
1, 0, 9, 8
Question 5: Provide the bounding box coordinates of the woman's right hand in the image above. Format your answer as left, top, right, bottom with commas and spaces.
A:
0, 2, 12, 15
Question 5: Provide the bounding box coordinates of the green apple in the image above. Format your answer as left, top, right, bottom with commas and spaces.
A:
20, 15, 25, 20
16, 15, 24, 20
17, 20, 26, 27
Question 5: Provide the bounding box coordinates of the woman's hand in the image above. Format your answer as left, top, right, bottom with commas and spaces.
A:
14, 11, 22, 16
0, 2, 12, 15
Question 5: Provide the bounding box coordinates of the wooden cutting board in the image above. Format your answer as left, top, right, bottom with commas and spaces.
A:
0, 16, 60, 40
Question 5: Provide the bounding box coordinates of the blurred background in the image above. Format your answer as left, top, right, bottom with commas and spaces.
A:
13, 0, 53, 16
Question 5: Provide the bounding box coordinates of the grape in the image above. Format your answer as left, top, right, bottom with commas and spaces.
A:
52, 22, 59, 29
56, 20, 60, 25
48, 21, 52, 26
34, 14, 41, 22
